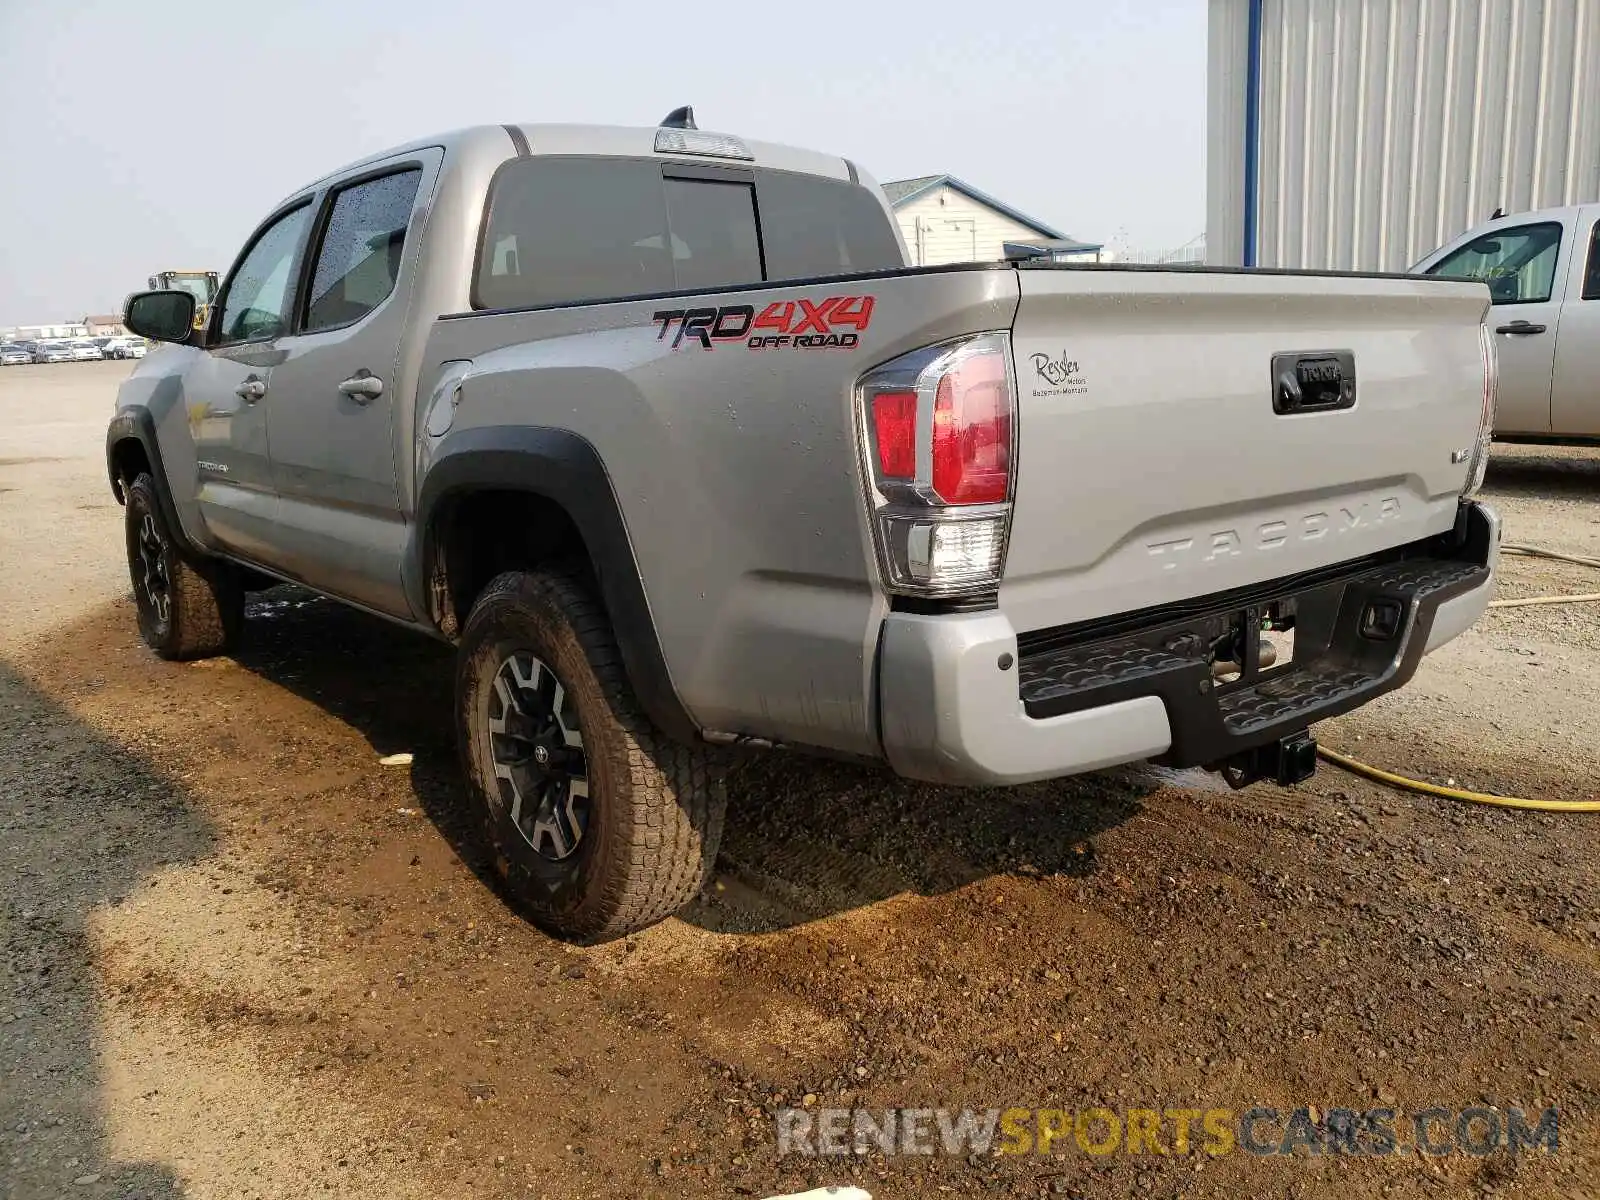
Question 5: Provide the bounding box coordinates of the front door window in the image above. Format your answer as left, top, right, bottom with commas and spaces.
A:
216, 204, 313, 344
1427, 222, 1564, 305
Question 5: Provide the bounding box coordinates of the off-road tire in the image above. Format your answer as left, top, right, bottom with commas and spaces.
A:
124, 472, 243, 660
456, 568, 726, 943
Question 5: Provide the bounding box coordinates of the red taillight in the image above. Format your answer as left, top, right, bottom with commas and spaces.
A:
932, 351, 1011, 505
1465, 322, 1499, 497
871, 389, 918, 479
857, 332, 1015, 598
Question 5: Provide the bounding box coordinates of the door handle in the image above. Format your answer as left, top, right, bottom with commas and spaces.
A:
236, 377, 266, 402
338, 372, 384, 404
1495, 321, 1548, 335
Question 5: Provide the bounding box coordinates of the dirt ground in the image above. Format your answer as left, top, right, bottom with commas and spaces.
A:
3, 360, 1598, 1200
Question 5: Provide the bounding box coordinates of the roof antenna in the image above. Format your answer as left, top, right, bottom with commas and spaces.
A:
1491, 206, 1506, 220
660, 106, 697, 130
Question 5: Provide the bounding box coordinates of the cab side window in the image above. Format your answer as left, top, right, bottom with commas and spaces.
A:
215, 204, 314, 344
1426, 222, 1564, 305
304, 170, 423, 332
1582, 220, 1600, 301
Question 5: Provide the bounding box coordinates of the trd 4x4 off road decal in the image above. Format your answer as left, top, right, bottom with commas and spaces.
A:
652, 296, 875, 351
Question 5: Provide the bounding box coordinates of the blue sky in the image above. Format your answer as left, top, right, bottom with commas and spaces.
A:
0, 0, 1207, 325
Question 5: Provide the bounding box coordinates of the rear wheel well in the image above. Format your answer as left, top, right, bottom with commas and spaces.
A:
428, 490, 592, 637
109, 437, 153, 502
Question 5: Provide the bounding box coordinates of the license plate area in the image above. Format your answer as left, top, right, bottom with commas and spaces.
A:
1017, 511, 1496, 762
1211, 600, 1297, 688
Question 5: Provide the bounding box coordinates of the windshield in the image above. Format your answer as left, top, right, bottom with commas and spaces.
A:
167, 277, 215, 303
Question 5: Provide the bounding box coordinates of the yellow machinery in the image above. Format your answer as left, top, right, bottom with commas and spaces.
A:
147, 270, 219, 331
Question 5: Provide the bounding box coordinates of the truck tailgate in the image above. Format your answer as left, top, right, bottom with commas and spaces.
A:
1001, 266, 1491, 633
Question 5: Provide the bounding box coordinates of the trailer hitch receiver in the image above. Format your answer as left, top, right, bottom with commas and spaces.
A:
1216, 730, 1318, 790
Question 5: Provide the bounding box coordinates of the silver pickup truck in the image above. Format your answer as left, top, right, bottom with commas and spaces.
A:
1415, 204, 1600, 439
109, 112, 1500, 941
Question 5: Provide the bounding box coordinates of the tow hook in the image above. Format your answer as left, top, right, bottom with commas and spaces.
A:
1214, 730, 1319, 790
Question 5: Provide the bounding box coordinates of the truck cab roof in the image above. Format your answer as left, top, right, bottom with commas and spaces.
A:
282, 123, 858, 208
1479, 203, 1590, 226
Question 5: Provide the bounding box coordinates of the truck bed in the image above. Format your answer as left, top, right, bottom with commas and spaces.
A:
421, 260, 1492, 762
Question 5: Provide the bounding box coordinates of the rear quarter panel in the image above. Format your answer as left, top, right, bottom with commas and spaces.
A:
420, 267, 1018, 754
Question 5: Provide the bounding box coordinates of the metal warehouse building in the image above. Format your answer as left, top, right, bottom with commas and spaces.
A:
1208, 0, 1600, 271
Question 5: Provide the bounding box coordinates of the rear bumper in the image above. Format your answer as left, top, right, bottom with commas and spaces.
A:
878, 501, 1499, 786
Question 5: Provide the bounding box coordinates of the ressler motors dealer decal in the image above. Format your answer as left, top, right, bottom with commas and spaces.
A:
1027, 348, 1089, 398
652, 296, 875, 351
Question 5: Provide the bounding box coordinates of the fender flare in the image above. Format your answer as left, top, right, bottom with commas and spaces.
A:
105, 407, 202, 561
416, 426, 698, 744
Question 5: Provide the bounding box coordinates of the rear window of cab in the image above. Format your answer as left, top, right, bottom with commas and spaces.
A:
473, 156, 902, 311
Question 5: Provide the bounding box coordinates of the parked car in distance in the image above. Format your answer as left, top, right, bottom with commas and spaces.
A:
69, 342, 104, 361
0, 344, 34, 366
105, 337, 149, 359
110, 116, 1500, 942
34, 342, 71, 363
1414, 203, 1600, 439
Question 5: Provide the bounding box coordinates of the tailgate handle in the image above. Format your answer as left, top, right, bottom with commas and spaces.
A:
1272, 351, 1356, 415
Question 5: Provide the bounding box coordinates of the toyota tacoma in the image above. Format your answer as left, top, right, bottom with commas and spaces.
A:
107, 111, 1501, 941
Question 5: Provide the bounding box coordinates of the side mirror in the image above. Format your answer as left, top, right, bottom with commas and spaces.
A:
1486, 273, 1520, 303
124, 290, 197, 344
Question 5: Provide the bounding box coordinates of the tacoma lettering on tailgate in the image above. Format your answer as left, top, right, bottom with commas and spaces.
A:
1146, 498, 1403, 569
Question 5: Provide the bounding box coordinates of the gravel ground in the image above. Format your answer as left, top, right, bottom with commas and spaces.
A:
2, 361, 1598, 1200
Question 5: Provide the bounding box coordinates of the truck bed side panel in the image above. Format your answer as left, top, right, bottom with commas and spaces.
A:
421, 267, 1019, 754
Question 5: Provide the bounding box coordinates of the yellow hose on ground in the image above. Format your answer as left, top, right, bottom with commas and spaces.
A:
1316, 746, 1600, 812
1490, 543, 1600, 607
1502, 542, 1600, 570
1316, 541, 1600, 812
1490, 592, 1600, 609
